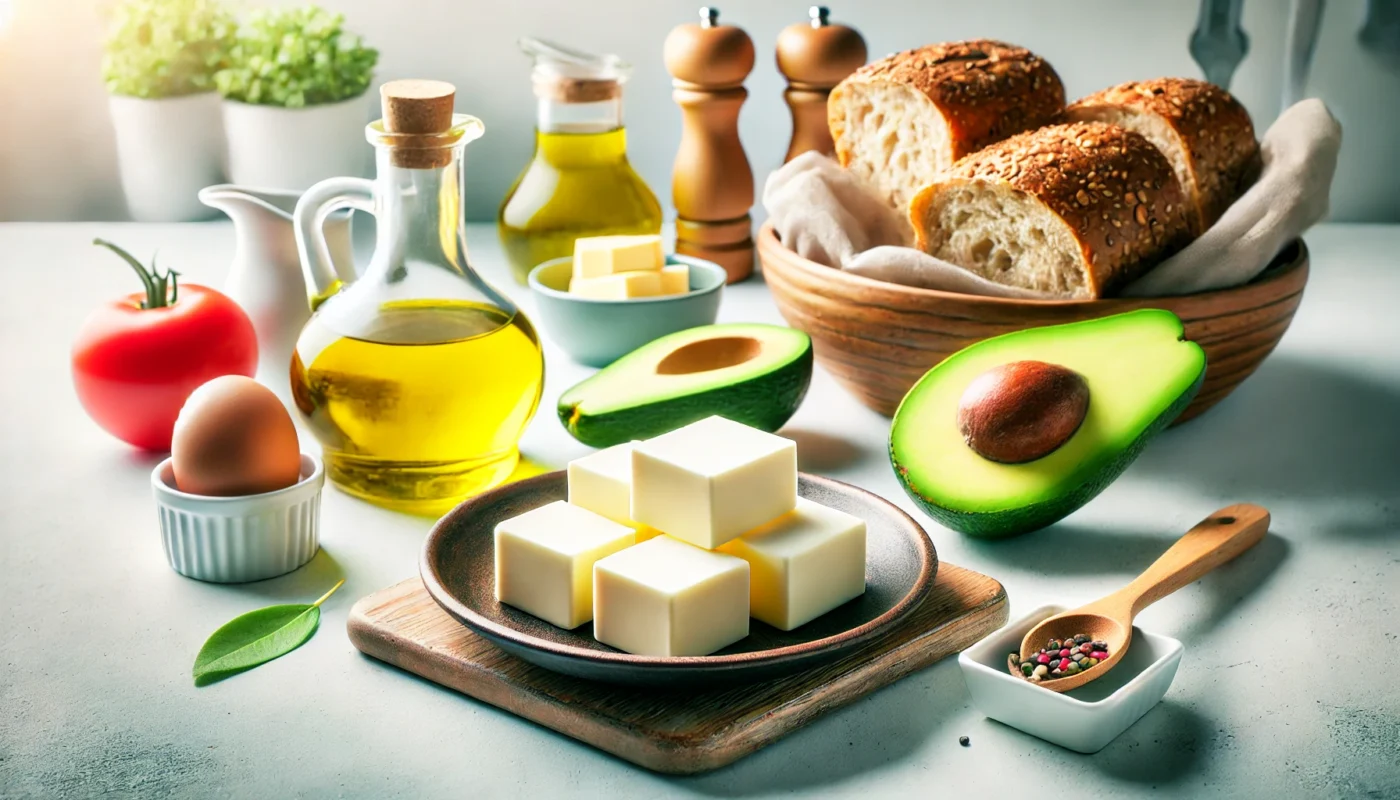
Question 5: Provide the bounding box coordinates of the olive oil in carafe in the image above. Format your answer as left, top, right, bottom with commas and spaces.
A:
291, 300, 544, 515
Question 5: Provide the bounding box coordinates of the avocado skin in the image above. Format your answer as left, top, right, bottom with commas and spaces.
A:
559, 341, 814, 448
892, 368, 1203, 539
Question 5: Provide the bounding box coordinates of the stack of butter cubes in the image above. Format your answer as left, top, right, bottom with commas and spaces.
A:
494, 416, 868, 657
568, 234, 691, 300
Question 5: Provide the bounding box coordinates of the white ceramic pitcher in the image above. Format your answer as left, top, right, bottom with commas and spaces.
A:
199, 185, 356, 409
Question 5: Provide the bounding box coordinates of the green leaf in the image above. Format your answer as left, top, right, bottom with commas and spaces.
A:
214, 6, 377, 107
192, 579, 344, 686
102, 0, 236, 98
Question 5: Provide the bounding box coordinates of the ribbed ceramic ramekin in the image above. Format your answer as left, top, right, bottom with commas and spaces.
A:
151, 453, 325, 583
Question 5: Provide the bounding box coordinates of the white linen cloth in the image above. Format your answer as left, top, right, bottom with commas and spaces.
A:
762, 99, 1342, 298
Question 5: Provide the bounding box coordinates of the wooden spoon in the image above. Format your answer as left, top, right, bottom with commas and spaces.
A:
1013, 504, 1270, 693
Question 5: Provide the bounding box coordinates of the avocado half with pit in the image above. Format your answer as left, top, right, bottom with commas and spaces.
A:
559, 323, 813, 448
890, 309, 1206, 539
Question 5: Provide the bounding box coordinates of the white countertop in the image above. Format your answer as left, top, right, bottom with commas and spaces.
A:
2, 222, 1396, 798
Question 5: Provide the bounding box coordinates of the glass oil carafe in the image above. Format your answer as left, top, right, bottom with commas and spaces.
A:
498, 38, 663, 284
291, 80, 544, 515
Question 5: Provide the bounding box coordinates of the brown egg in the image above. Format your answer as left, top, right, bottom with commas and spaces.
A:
172, 376, 302, 497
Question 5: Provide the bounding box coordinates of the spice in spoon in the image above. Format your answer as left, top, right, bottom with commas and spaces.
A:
1008, 634, 1110, 682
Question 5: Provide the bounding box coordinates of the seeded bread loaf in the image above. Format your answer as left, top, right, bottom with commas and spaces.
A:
828, 40, 1065, 215
909, 122, 1193, 299
1065, 78, 1258, 233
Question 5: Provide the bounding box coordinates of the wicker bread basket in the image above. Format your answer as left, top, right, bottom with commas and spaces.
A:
758, 223, 1309, 424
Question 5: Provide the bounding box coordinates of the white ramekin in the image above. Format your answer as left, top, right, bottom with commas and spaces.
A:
958, 604, 1184, 753
151, 453, 325, 583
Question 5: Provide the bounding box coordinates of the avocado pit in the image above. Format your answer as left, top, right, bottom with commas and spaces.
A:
956, 360, 1090, 464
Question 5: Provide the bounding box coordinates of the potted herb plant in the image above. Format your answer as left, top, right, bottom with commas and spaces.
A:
103, 0, 234, 221
216, 6, 378, 190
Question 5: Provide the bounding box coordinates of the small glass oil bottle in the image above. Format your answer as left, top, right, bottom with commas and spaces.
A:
291, 80, 545, 515
498, 39, 663, 284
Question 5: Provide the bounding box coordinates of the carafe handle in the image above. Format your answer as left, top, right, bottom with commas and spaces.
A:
294, 177, 375, 310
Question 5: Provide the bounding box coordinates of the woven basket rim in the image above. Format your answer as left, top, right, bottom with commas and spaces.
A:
756, 222, 1309, 310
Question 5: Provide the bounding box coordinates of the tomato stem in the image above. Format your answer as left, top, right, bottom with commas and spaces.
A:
93, 238, 179, 309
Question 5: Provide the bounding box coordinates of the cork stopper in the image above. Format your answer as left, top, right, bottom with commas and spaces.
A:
532, 75, 622, 104
381, 80, 455, 134
379, 80, 457, 168
664, 7, 756, 90
776, 6, 867, 89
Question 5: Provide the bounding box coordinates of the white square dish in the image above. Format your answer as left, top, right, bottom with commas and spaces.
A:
958, 604, 1184, 753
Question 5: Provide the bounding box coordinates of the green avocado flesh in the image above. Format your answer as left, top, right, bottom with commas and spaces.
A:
890, 309, 1205, 538
558, 323, 813, 448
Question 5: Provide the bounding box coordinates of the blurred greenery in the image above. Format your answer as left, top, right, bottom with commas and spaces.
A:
215, 6, 377, 108
101, 0, 236, 98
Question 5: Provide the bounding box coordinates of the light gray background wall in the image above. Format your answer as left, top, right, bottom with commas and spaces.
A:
0, 0, 1396, 223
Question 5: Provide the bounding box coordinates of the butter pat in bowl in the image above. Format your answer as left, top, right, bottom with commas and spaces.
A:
958, 604, 1183, 753
529, 250, 726, 367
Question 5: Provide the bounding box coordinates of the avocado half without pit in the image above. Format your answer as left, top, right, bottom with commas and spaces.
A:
558, 323, 813, 448
890, 309, 1206, 539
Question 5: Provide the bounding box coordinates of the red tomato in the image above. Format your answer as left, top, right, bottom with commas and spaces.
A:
72, 242, 258, 451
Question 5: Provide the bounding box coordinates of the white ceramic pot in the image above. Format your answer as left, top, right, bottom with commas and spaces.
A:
152, 453, 325, 583
108, 93, 226, 222
222, 95, 370, 191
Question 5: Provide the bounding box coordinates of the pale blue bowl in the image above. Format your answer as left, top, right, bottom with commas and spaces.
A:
527, 255, 726, 367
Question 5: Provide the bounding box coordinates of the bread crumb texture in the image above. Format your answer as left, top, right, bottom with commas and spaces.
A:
829, 40, 1065, 214
912, 122, 1194, 298
853, 40, 1066, 159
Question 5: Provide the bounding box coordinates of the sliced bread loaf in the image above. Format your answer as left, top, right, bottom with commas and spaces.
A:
828, 40, 1065, 216
1066, 78, 1258, 233
909, 122, 1193, 299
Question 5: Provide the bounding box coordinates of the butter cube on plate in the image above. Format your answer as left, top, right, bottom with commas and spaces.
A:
573, 234, 664, 280
632, 416, 797, 549
495, 500, 635, 629
568, 442, 636, 524
570, 270, 664, 300
719, 498, 867, 631
593, 536, 750, 656
659, 263, 689, 295
567, 442, 662, 541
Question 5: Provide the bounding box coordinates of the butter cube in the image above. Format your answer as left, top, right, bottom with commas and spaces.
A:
719, 498, 867, 631
568, 442, 636, 525
593, 536, 750, 656
573, 234, 664, 279
659, 263, 690, 295
566, 442, 664, 541
570, 270, 663, 300
631, 416, 797, 549
494, 500, 635, 629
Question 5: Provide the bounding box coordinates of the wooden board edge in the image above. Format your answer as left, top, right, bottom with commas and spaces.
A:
345, 572, 1011, 776
658, 576, 1009, 774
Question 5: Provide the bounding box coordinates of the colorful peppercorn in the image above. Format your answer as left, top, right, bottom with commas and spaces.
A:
1011, 633, 1111, 684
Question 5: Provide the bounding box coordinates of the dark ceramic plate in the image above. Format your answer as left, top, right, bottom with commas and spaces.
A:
420, 470, 938, 687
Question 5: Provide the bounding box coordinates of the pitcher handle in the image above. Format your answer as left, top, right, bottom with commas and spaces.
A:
294, 177, 374, 310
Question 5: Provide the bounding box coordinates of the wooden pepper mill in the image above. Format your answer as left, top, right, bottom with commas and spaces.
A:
664, 7, 756, 283
776, 6, 867, 162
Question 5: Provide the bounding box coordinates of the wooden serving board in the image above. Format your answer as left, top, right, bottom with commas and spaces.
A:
347, 563, 1007, 774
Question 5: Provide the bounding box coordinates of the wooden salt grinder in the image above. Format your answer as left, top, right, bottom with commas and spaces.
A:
776, 6, 866, 162
664, 7, 756, 284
